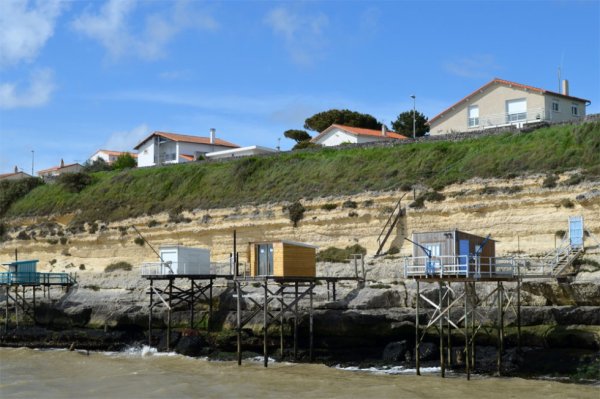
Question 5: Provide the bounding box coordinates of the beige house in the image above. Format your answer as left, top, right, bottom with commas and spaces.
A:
429, 78, 590, 135
0, 166, 32, 181
37, 159, 84, 179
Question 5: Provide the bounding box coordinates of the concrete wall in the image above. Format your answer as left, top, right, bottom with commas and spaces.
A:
544, 95, 587, 123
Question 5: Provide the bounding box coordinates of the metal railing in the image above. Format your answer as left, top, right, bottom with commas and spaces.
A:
470, 107, 584, 130
403, 255, 516, 279
0, 272, 75, 285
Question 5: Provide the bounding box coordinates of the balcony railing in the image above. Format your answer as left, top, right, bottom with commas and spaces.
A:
403, 255, 516, 279
469, 107, 583, 129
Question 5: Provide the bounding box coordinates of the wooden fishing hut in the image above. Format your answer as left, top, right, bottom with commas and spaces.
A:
404, 230, 520, 380
248, 240, 317, 278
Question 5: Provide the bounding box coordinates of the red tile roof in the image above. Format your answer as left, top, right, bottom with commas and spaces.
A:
429, 78, 591, 125
311, 124, 408, 143
94, 150, 138, 158
134, 131, 239, 150
37, 163, 82, 175
179, 154, 194, 161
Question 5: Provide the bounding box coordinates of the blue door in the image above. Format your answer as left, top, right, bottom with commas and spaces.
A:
569, 216, 584, 248
459, 240, 469, 275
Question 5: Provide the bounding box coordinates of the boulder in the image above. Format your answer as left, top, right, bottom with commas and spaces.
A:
175, 335, 208, 357
382, 340, 410, 362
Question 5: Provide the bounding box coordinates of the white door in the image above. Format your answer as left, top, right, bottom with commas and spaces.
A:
161, 250, 178, 274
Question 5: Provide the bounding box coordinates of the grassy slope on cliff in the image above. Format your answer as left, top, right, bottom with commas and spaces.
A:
5, 121, 600, 223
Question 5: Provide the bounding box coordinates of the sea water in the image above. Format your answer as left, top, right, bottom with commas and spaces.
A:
0, 347, 597, 399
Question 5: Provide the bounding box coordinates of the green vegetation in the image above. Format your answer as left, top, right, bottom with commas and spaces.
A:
391, 110, 429, 137
286, 201, 305, 227
58, 172, 92, 193
0, 177, 43, 217
134, 237, 145, 246
320, 203, 338, 211
112, 153, 137, 170
105, 261, 133, 272
304, 109, 381, 132
317, 244, 367, 263
4, 122, 600, 223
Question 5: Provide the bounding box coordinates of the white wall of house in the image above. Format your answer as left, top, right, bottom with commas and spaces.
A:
430, 84, 587, 135
314, 129, 358, 146
137, 140, 155, 167
177, 142, 228, 159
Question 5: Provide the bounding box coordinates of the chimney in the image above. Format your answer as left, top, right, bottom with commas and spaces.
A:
14, 165, 18, 173
209, 128, 216, 144
381, 125, 387, 136
60, 159, 64, 168
562, 79, 569, 96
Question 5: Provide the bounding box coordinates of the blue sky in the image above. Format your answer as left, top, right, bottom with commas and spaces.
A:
1, 0, 599, 174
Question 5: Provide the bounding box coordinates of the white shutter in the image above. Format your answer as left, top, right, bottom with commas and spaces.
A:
507, 99, 527, 114
468, 106, 479, 118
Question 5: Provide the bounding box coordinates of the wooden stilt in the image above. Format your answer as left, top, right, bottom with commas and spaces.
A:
517, 278, 522, 353
148, 279, 153, 346
415, 280, 420, 376
263, 280, 268, 368
464, 282, 470, 380
189, 279, 195, 329
309, 283, 314, 362
447, 282, 452, 368
208, 278, 213, 331
470, 283, 476, 368
293, 282, 298, 360
496, 282, 502, 375
280, 285, 284, 360
14, 286, 18, 328
167, 279, 172, 351
236, 281, 242, 366
5, 286, 9, 332
439, 282, 445, 378
32, 286, 36, 324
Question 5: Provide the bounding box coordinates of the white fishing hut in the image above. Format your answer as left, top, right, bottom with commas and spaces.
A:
140, 245, 211, 276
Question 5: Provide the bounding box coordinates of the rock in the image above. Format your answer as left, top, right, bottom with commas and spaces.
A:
347, 288, 406, 309
157, 331, 181, 351
382, 340, 410, 362
418, 342, 437, 361
175, 335, 208, 357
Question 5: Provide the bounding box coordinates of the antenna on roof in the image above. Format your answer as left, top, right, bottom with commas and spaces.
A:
557, 66, 561, 93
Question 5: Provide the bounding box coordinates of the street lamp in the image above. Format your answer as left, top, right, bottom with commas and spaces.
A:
31, 150, 34, 176
410, 95, 416, 139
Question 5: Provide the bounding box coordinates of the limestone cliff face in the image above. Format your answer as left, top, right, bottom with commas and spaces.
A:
1, 173, 598, 273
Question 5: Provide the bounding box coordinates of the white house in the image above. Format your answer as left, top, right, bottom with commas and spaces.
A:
310, 124, 408, 147
0, 166, 32, 181
429, 78, 590, 135
89, 150, 138, 165
37, 159, 84, 179
134, 129, 240, 167
205, 145, 277, 160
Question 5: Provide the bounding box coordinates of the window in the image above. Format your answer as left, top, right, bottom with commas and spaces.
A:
468, 105, 479, 127
506, 98, 527, 122
552, 101, 559, 112
571, 104, 578, 116
424, 243, 441, 257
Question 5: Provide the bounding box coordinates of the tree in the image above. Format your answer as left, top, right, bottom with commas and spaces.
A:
112, 153, 137, 170
284, 129, 312, 143
391, 110, 429, 138
83, 158, 111, 173
292, 141, 320, 150
304, 109, 382, 132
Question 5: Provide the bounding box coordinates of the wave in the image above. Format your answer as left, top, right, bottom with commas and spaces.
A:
336, 364, 443, 375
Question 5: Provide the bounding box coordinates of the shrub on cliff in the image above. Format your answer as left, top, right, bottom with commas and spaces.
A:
105, 262, 133, 273
317, 244, 366, 263
0, 177, 43, 217
59, 172, 92, 193
285, 201, 305, 227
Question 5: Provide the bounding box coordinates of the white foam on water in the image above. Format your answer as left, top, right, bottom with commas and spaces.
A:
335, 364, 442, 375
247, 356, 278, 364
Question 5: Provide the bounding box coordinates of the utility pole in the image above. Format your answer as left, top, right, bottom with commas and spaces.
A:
31, 150, 34, 175
411, 95, 416, 139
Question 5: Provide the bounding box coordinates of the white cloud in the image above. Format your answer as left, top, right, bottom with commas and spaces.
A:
444, 54, 501, 79
104, 123, 151, 151
264, 6, 328, 66
72, 0, 219, 61
0, 0, 64, 67
0, 68, 56, 109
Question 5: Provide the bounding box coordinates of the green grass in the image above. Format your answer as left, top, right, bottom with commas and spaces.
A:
5, 122, 600, 223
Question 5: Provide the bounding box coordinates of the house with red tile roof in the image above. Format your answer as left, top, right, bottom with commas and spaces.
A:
310, 124, 408, 147
429, 78, 590, 135
0, 166, 32, 181
134, 129, 240, 167
37, 159, 84, 179
89, 150, 138, 165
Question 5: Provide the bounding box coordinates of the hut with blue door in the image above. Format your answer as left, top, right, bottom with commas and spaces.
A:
409, 230, 496, 277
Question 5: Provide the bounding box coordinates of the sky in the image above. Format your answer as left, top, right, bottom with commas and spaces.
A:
1, 0, 599, 174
